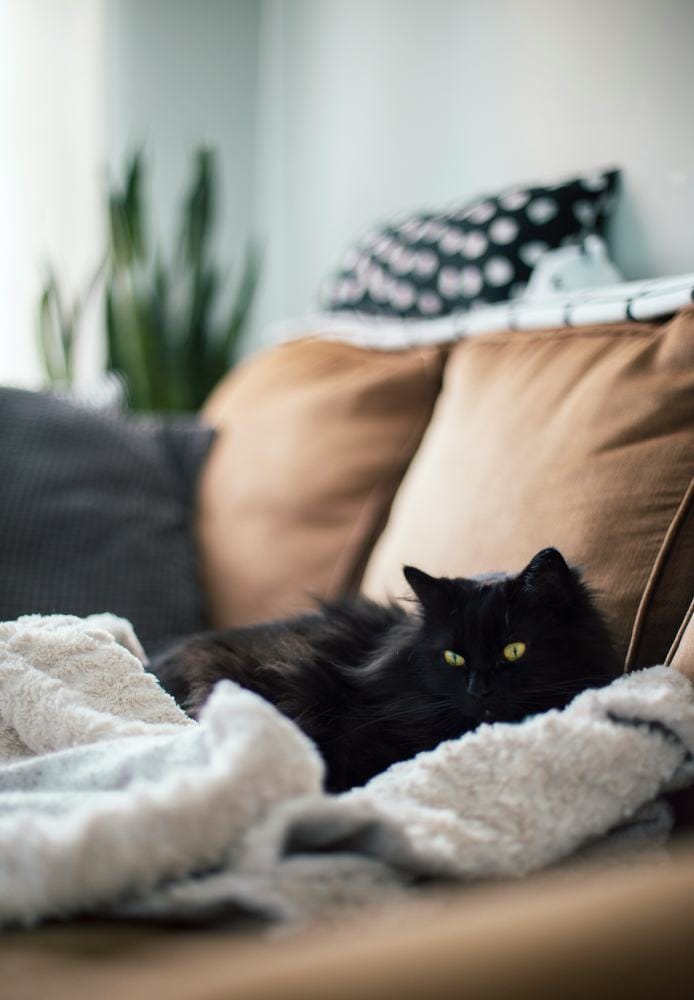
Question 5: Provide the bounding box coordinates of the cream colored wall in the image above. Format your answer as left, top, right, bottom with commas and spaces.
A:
0, 0, 105, 386
104, 0, 261, 301
253, 0, 694, 335
2, 0, 692, 384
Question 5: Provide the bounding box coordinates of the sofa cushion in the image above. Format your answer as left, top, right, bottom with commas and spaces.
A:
362, 308, 694, 667
198, 338, 445, 627
0, 388, 213, 654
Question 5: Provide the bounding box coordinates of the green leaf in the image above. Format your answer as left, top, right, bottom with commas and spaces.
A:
36, 271, 78, 385
41, 146, 260, 412
180, 147, 214, 269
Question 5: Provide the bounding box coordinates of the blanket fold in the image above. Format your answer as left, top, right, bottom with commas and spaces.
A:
0, 613, 692, 929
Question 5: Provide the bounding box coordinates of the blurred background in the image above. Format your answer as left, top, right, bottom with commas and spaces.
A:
1, 0, 693, 392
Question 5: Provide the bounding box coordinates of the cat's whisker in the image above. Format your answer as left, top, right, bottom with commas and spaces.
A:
512, 679, 608, 696
347, 700, 458, 734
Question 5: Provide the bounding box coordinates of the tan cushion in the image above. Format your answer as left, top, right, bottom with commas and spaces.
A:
198, 338, 445, 627
362, 308, 694, 668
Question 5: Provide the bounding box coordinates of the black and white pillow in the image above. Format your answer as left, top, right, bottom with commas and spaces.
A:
321, 168, 620, 318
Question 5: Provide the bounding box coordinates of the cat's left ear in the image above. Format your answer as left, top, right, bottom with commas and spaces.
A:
514, 547, 579, 609
403, 566, 451, 610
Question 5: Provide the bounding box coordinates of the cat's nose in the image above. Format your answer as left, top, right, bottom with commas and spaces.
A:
466, 669, 491, 699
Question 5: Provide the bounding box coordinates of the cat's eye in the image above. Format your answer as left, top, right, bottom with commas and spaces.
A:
443, 650, 465, 667
503, 641, 527, 662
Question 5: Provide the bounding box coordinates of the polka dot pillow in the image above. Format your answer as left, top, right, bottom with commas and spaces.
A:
322, 168, 620, 318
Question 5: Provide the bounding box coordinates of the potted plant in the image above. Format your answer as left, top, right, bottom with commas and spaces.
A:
38, 148, 259, 411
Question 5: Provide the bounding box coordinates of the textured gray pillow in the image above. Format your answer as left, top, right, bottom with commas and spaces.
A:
0, 388, 214, 653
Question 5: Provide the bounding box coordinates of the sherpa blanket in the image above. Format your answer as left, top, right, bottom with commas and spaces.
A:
1, 613, 693, 929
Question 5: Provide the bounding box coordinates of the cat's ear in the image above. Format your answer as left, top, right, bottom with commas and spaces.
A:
515, 547, 578, 609
403, 566, 450, 609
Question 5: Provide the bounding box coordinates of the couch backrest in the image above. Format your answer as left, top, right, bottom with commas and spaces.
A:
362, 308, 694, 668
197, 338, 445, 626
197, 309, 694, 668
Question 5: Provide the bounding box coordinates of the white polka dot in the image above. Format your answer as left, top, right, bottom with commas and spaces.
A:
488, 217, 519, 245
421, 219, 447, 242
340, 277, 363, 302
379, 274, 397, 302
387, 245, 404, 266
519, 241, 549, 266
355, 255, 371, 277
581, 172, 608, 191
367, 264, 386, 297
439, 227, 467, 254
398, 219, 422, 243
500, 190, 530, 211
390, 248, 416, 275
460, 266, 483, 296
526, 197, 558, 224
333, 279, 350, 303
341, 247, 360, 270
484, 256, 514, 286
451, 204, 475, 223
463, 231, 488, 259
437, 267, 461, 299
413, 249, 438, 277
360, 230, 381, 250
468, 200, 496, 224
390, 281, 416, 311
573, 200, 597, 227
418, 291, 443, 315
379, 236, 401, 260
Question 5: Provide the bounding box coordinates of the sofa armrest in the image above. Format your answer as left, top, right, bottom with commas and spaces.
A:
4, 838, 694, 1000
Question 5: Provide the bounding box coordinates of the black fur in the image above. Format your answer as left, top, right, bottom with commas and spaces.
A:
150, 548, 621, 792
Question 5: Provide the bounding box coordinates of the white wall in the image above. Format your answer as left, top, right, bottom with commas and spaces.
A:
2, 0, 693, 385
0, 0, 105, 387
254, 0, 694, 326
104, 0, 260, 304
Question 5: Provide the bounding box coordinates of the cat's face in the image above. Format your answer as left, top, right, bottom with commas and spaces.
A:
403, 548, 620, 725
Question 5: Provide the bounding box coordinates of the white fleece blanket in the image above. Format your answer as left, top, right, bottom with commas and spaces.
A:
1, 613, 693, 929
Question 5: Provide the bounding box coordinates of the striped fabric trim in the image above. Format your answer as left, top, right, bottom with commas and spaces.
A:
273, 273, 694, 351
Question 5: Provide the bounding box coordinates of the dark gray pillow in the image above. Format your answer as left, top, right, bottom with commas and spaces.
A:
0, 388, 214, 653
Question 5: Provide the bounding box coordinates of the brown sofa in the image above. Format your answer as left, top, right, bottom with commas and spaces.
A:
4, 309, 694, 999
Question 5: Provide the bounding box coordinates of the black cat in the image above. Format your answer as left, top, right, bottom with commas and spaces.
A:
150, 548, 620, 792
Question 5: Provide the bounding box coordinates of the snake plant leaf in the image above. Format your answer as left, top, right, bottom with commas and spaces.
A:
180, 148, 213, 270
39, 146, 258, 411
38, 280, 64, 384
37, 271, 76, 384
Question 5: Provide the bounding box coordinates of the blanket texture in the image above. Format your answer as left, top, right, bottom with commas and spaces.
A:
1, 614, 693, 929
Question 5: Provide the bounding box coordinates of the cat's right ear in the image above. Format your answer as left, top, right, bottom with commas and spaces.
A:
403, 566, 447, 609
514, 547, 578, 609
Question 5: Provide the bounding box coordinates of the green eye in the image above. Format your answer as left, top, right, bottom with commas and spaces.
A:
503, 641, 527, 662
443, 650, 465, 667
